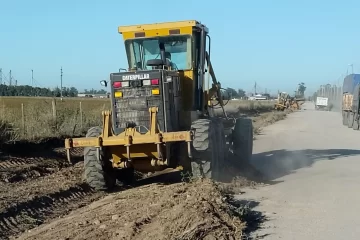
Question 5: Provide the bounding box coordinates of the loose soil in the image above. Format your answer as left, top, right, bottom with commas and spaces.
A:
0, 109, 289, 240
16, 179, 246, 240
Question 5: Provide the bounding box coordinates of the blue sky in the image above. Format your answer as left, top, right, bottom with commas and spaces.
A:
0, 0, 359, 96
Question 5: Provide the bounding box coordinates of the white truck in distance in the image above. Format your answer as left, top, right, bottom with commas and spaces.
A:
315, 97, 329, 110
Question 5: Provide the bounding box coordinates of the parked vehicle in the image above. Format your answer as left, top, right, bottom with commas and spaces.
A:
342, 74, 360, 129
315, 97, 329, 111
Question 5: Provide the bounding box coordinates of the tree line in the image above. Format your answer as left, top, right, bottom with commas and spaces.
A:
0, 85, 109, 97
0, 84, 247, 99
221, 88, 247, 99
0, 84, 78, 97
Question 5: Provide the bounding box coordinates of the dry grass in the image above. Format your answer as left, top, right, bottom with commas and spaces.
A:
0, 97, 277, 143
226, 99, 276, 112
0, 97, 109, 143
252, 111, 288, 135
218, 99, 276, 115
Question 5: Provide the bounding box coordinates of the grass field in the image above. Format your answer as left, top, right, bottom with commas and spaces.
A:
0, 96, 275, 143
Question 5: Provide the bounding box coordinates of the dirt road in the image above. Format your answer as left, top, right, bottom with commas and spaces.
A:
241, 102, 360, 239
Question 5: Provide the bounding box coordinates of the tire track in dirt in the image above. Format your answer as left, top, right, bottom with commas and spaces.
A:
0, 147, 83, 170
0, 158, 37, 169
0, 143, 98, 240
0, 147, 83, 184
0, 183, 104, 240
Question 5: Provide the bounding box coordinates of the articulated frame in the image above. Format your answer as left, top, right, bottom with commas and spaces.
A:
64, 107, 194, 167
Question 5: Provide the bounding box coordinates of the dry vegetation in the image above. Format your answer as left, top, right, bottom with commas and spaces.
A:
0, 97, 277, 143
0, 97, 108, 143
224, 99, 277, 113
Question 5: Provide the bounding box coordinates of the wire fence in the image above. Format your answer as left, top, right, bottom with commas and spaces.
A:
0, 98, 106, 142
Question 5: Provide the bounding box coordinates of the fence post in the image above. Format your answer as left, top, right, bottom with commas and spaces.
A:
79, 101, 83, 129
52, 99, 57, 130
21, 103, 25, 135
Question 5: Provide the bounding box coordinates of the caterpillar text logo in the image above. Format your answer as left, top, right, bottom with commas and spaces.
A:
122, 74, 150, 81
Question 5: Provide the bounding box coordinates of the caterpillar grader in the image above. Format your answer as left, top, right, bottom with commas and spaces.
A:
274, 92, 291, 111
64, 20, 253, 190
275, 92, 304, 111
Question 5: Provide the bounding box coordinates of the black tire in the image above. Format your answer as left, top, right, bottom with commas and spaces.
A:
348, 112, 354, 128
216, 120, 227, 162
190, 118, 223, 180
342, 111, 348, 126
353, 114, 359, 130
84, 126, 116, 191
232, 118, 253, 164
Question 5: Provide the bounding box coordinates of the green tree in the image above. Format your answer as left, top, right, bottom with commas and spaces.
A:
297, 82, 307, 97
237, 88, 246, 98
224, 88, 238, 99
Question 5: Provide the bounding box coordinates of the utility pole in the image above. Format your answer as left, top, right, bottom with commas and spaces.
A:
9, 70, 12, 86
31, 69, 34, 86
60, 67, 63, 99
0, 68, 2, 85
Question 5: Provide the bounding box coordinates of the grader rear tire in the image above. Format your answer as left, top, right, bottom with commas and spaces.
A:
84, 126, 116, 191
342, 111, 347, 126
190, 118, 225, 180
232, 118, 253, 164
353, 114, 359, 130
348, 112, 354, 128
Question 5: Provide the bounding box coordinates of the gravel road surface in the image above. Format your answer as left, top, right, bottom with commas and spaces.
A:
241, 102, 360, 239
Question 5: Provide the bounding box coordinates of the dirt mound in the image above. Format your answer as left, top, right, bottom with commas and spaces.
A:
15, 179, 245, 240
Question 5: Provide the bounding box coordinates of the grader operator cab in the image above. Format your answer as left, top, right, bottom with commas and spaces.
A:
65, 20, 253, 190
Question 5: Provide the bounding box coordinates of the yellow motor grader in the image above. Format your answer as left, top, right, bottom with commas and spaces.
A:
274, 92, 291, 111
275, 92, 304, 111
65, 20, 253, 190
290, 97, 305, 110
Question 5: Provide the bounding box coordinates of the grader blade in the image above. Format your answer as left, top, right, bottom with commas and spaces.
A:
65, 108, 194, 166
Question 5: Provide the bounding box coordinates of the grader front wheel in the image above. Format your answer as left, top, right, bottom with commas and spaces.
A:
84, 126, 116, 191
353, 114, 359, 130
190, 118, 225, 180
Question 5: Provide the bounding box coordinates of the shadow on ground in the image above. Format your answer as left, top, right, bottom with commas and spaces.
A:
226, 198, 268, 240
0, 137, 84, 164
251, 149, 360, 180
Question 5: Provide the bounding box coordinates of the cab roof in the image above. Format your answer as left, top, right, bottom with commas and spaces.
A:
118, 20, 208, 34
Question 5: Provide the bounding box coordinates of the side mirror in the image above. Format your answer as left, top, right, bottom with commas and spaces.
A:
100, 80, 108, 87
